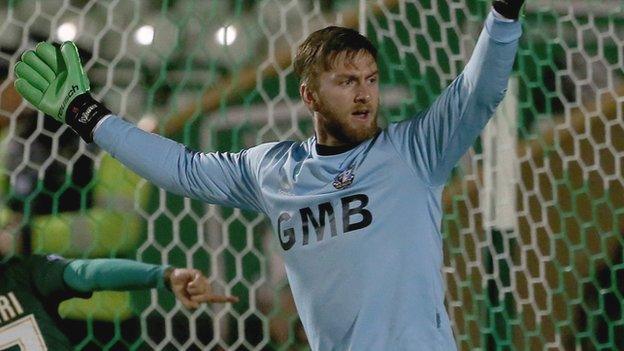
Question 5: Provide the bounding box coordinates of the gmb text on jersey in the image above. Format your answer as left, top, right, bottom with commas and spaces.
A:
277, 194, 372, 250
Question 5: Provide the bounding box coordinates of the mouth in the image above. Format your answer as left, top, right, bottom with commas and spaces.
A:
351, 109, 370, 120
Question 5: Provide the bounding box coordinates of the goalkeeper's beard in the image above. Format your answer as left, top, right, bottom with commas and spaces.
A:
316, 99, 380, 146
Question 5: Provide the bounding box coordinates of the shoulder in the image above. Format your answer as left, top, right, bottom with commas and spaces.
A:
0, 255, 56, 271
385, 110, 427, 130
28, 254, 69, 266
243, 140, 307, 183
246, 140, 298, 156
244, 140, 302, 165
381, 110, 428, 143
0, 255, 67, 283
20, 254, 71, 277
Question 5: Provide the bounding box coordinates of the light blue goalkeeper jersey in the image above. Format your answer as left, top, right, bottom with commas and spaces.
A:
94, 12, 520, 351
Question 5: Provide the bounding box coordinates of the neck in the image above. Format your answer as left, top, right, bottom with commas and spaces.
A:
314, 115, 346, 147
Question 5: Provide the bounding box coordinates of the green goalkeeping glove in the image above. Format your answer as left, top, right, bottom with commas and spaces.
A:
492, 0, 525, 20
13, 41, 110, 143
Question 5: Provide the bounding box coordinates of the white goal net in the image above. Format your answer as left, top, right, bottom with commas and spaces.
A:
0, 0, 622, 350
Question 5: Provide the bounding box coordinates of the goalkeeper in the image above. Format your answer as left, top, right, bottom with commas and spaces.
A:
0, 253, 238, 350
13, 1, 523, 349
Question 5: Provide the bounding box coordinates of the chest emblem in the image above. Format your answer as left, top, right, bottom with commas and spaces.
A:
333, 167, 355, 190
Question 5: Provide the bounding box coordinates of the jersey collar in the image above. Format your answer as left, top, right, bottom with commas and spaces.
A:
314, 130, 382, 156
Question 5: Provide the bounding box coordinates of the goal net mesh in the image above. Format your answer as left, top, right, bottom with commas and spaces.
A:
0, 0, 622, 350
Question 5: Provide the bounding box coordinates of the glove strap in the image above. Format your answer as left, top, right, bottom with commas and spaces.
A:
492, 0, 522, 20
65, 93, 111, 143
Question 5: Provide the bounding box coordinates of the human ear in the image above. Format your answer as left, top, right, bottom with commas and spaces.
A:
300, 83, 319, 112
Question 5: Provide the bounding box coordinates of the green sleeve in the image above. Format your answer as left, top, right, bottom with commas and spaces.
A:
63, 258, 169, 293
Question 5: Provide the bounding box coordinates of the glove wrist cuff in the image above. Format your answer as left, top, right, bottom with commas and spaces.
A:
65, 93, 111, 143
492, 1, 521, 20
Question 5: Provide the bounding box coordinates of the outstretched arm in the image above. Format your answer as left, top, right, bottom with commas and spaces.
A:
13, 41, 269, 213
93, 116, 272, 213
63, 258, 166, 292
63, 259, 237, 309
387, 6, 523, 186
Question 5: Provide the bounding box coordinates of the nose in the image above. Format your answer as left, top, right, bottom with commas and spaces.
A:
354, 86, 371, 104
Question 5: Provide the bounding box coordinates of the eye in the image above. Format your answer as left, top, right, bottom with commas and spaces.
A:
368, 76, 378, 84
342, 79, 355, 86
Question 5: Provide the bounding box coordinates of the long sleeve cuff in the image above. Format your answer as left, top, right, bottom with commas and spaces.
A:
93, 114, 114, 136
63, 258, 169, 293
485, 10, 522, 44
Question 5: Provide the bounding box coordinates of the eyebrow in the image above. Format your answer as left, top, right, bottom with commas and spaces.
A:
335, 70, 379, 80
366, 70, 379, 78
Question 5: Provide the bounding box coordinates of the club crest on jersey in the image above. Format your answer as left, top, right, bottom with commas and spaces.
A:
333, 167, 354, 190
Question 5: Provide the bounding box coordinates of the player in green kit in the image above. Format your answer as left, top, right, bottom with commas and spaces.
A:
0, 246, 237, 350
